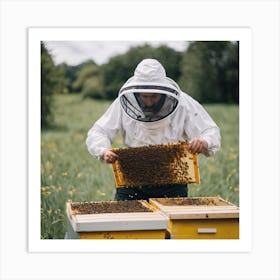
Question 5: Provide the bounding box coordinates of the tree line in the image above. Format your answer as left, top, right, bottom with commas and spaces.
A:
41, 41, 239, 128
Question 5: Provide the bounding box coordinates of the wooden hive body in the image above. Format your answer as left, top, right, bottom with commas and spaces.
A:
66, 200, 168, 239
149, 197, 239, 239
112, 142, 200, 187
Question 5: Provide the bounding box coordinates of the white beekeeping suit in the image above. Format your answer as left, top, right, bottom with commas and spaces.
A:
86, 58, 221, 160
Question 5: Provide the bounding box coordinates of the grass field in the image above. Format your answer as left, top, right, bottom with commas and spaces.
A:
41, 94, 239, 239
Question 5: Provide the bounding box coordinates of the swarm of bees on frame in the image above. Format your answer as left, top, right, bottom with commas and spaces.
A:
70, 200, 153, 215
151, 197, 227, 206
112, 142, 196, 187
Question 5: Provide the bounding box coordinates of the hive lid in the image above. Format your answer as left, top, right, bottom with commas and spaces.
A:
66, 201, 168, 232
149, 197, 239, 219
111, 142, 200, 188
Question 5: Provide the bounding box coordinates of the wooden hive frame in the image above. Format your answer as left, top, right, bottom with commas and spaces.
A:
111, 142, 200, 188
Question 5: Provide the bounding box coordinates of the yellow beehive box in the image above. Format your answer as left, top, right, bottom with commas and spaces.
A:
66, 200, 169, 239
149, 197, 239, 239
112, 142, 200, 187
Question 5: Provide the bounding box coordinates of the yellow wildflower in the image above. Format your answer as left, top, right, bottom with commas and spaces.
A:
96, 189, 106, 197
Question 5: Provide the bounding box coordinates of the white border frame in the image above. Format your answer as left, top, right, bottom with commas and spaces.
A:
28, 27, 252, 253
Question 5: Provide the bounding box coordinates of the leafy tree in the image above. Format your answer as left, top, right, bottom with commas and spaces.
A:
81, 77, 103, 99
41, 42, 69, 128
62, 63, 85, 93
71, 61, 104, 99
55, 63, 70, 94
224, 42, 239, 103
52, 60, 97, 94
41, 42, 57, 128
72, 62, 97, 92
179, 41, 239, 103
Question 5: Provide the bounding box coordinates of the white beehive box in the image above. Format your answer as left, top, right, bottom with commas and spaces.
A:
66, 200, 168, 239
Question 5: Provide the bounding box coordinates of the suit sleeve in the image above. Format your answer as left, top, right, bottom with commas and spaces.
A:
182, 94, 221, 157
86, 99, 123, 159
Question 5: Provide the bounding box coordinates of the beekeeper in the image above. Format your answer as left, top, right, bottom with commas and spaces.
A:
86, 58, 221, 200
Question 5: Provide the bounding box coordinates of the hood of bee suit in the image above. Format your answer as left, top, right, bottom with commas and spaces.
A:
118, 58, 181, 122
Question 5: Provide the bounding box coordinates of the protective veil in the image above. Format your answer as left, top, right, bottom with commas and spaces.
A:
119, 59, 180, 122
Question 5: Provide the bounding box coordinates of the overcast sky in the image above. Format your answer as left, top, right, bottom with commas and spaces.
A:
44, 41, 189, 66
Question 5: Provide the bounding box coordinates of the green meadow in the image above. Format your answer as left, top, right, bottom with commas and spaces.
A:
41, 94, 239, 239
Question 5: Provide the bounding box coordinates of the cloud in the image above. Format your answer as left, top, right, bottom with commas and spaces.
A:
44, 41, 188, 66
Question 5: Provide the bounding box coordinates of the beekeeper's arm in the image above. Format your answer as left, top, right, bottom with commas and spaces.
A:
86, 99, 122, 163
183, 93, 221, 157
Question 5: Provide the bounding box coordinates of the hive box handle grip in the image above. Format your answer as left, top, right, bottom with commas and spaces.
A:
197, 228, 217, 234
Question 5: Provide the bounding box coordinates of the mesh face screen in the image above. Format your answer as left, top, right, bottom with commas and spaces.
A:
120, 92, 178, 122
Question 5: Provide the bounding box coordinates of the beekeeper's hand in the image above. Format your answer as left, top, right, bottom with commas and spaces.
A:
102, 150, 119, 164
188, 139, 208, 154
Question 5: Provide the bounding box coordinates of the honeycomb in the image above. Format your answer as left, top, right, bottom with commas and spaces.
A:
112, 142, 200, 187
151, 197, 230, 206
70, 200, 153, 214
